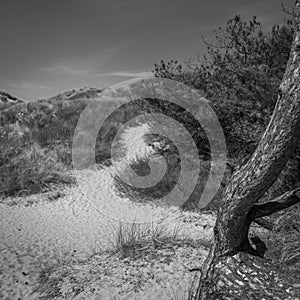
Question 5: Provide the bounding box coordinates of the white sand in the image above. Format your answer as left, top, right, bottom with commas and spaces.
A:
0, 167, 215, 299
0, 124, 215, 299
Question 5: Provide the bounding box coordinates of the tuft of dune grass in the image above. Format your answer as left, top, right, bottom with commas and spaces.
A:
32, 220, 212, 299
0, 138, 74, 198
109, 221, 182, 259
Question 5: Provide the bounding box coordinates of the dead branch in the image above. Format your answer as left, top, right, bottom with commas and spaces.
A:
248, 187, 300, 220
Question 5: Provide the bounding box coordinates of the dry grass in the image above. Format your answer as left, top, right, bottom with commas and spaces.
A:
109, 221, 182, 258
263, 205, 300, 279
0, 142, 74, 197
0, 125, 74, 198
31, 220, 211, 299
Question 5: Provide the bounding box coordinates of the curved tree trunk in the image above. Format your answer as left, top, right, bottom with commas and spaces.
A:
189, 2, 300, 299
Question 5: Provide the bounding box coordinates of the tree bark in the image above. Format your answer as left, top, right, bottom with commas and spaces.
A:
189, 2, 300, 299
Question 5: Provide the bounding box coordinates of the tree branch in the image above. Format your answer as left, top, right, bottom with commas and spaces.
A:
281, 2, 296, 18
253, 217, 274, 231
248, 187, 300, 220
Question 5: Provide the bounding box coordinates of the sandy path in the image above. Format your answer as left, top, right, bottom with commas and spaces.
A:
0, 124, 216, 299
0, 167, 215, 299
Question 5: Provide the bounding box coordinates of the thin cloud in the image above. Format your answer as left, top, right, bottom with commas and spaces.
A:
10, 83, 47, 90
40, 65, 91, 76
104, 70, 154, 78
40, 42, 133, 78
40, 66, 153, 78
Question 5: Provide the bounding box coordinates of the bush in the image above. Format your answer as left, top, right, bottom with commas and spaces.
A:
112, 125, 229, 210
0, 124, 73, 197
110, 221, 181, 259
153, 16, 294, 162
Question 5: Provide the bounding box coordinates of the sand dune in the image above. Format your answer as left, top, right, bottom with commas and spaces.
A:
0, 124, 215, 299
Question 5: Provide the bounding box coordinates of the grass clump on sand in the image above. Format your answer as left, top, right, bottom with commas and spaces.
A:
0, 124, 74, 198
109, 221, 182, 259
32, 221, 211, 299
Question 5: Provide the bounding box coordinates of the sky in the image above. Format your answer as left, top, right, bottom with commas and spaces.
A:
0, 0, 294, 100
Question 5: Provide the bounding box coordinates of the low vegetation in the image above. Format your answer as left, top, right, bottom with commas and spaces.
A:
32, 220, 211, 299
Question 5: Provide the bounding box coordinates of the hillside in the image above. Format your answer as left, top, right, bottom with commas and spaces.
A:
0, 86, 104, 127
0, 86, 103, 112
0, 86, 107, 197
0, 90, 24, 110
44, 86, 103, 102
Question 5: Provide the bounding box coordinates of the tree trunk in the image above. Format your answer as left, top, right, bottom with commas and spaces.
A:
189, 2, 300, 299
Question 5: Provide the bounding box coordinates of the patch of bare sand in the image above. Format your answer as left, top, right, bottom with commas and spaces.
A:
0, 167, 215, 299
